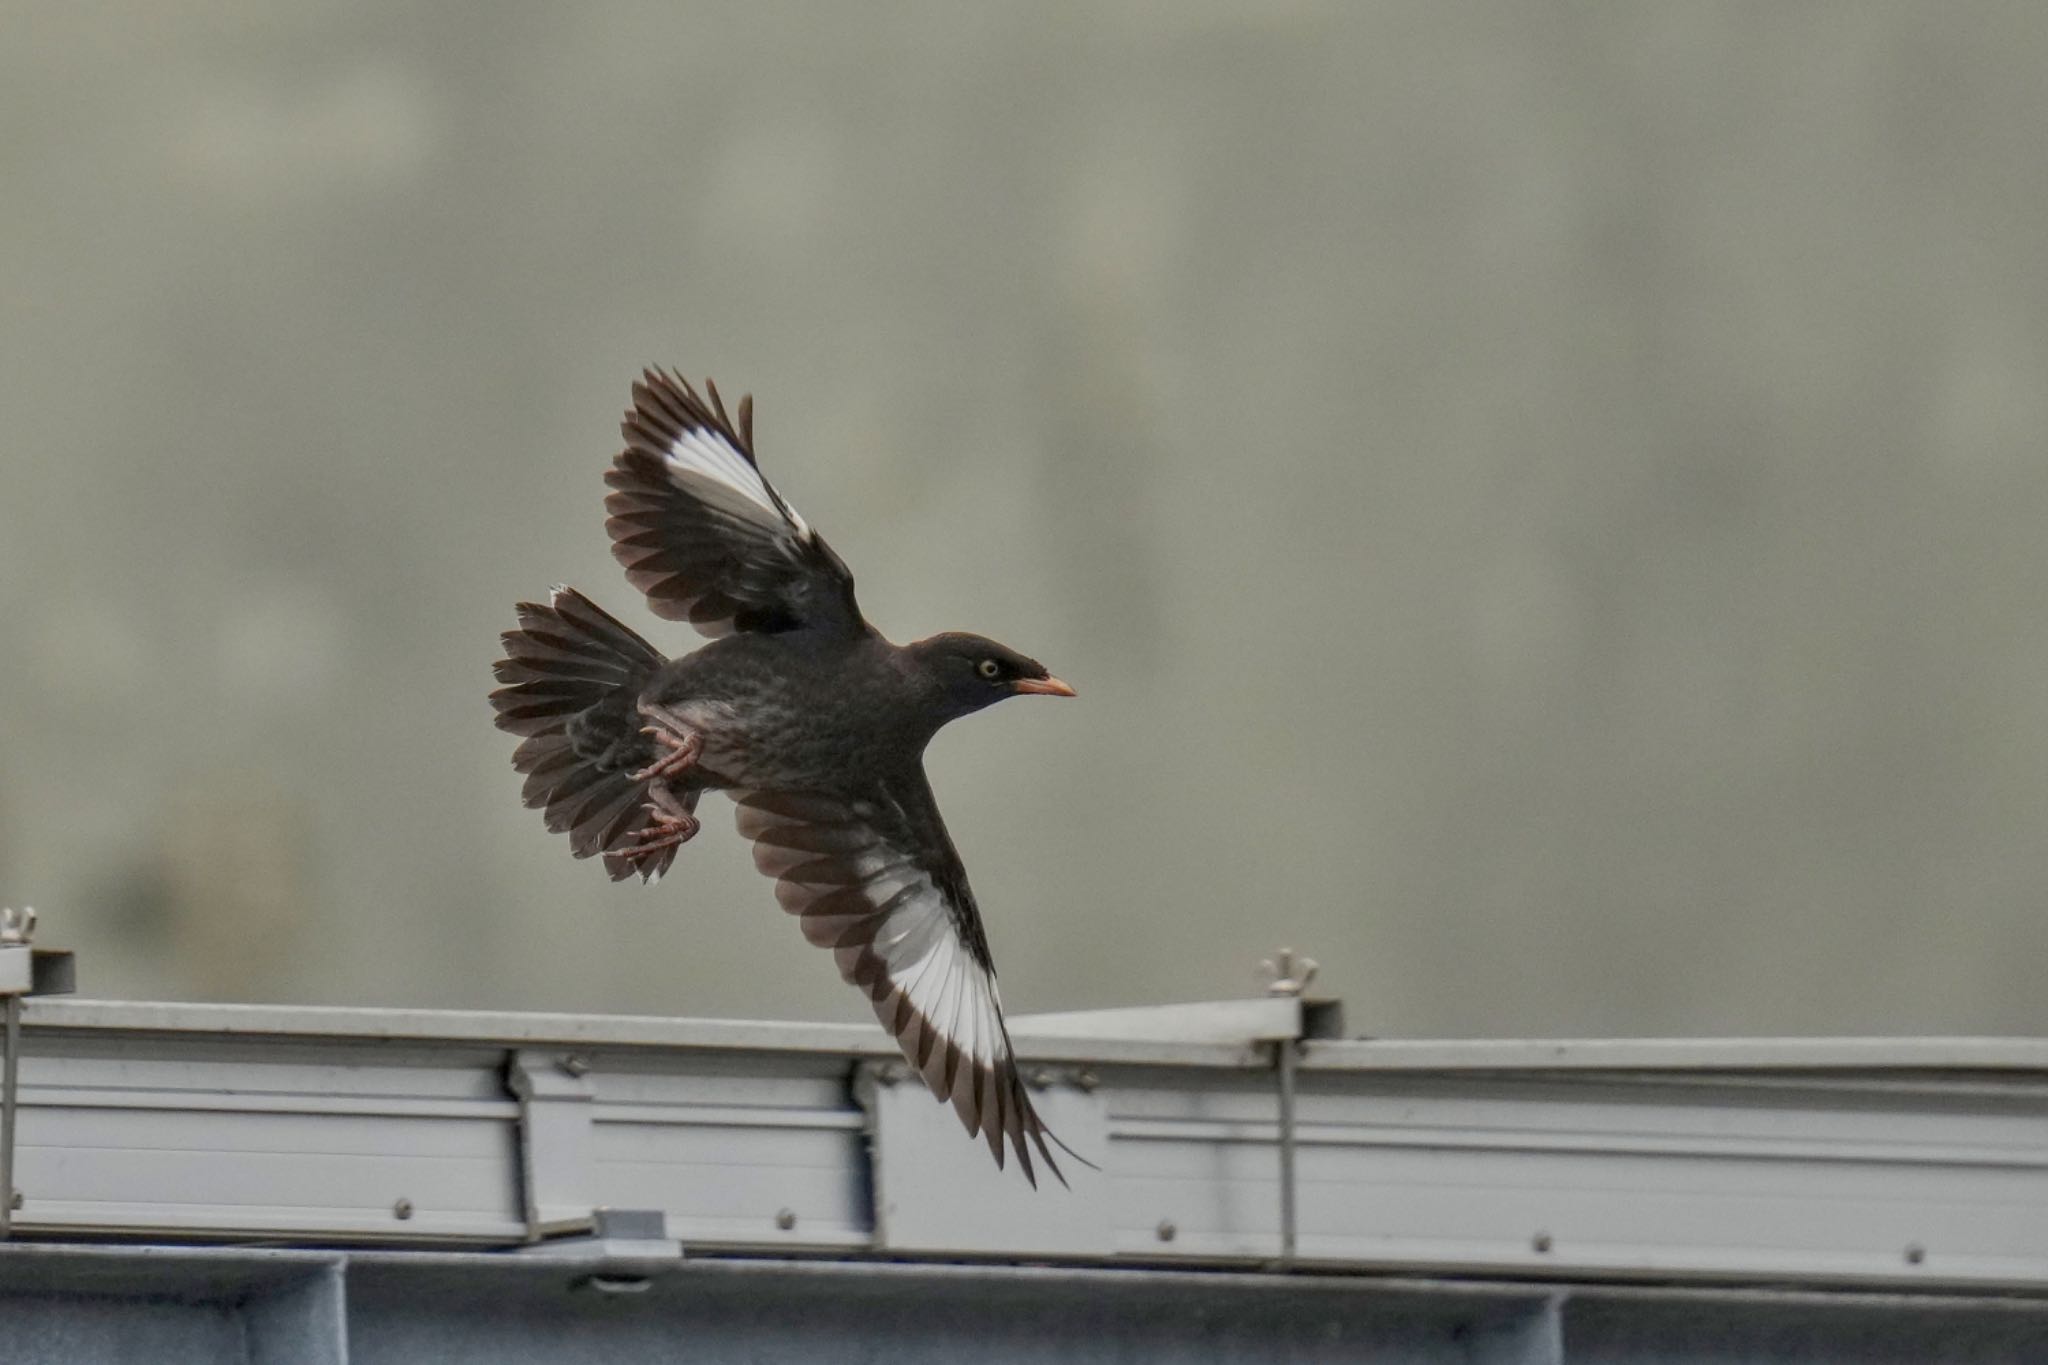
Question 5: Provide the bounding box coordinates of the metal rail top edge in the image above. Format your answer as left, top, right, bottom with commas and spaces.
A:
17, 999, 2048, 1076
18, 998, 1263, 1068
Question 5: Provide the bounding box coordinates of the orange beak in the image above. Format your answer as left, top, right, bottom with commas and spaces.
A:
1012, 675, 1077, 698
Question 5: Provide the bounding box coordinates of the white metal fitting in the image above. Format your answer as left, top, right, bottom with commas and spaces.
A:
1260, 946, 1318, 998
0, 908, 35, 995
0, 908, 34, 947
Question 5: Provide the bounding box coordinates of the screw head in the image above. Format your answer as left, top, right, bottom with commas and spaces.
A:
1531, 1231, 1553, 1253
775, 1208, 797, 1231
1027, 1068, 1054, 1091
559, 1054, 592, 1078
393, 1198, 415, 1221
1155, 1219, 1177, 1243
1073, 1069, 1101, 1093
1905, 1243, 1926, 1265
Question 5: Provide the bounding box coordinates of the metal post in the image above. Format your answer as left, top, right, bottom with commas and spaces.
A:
1260, 946, 1318, 1271
1, 993, 18, 1240
1276, 1034, 1298, 1267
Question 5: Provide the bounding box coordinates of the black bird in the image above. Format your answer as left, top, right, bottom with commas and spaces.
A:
490, 370, 1080, 1184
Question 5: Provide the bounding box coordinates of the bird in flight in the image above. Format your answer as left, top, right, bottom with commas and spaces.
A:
490, 370, 1080, 1184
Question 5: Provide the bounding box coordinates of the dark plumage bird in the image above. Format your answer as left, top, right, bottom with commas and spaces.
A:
490, 370, 1080, 1184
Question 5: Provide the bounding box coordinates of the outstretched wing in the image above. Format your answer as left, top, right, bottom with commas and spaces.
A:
605, 369, 861, 638
733, 774, 1070, 1186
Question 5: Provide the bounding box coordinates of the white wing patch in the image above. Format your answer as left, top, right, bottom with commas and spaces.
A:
733, 788, 1067, 1183
663, 426, 811, 536
737, 795, 1005, 1073
888, 914, 1004, 1070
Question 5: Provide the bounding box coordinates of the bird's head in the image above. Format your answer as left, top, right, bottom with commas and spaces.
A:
906, 632, 1076, 725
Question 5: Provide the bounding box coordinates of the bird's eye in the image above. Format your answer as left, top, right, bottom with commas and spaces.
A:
977, 659, 1002, 680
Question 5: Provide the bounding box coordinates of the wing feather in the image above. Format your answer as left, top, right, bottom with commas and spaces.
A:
604, 369, 860, 638
732, 779, 1071, 1185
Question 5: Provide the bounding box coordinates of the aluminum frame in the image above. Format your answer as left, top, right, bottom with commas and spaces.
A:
0, 997, 2042, 1295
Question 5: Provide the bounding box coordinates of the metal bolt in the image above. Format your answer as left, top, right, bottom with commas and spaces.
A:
1905, 1243, 1926, 1265
1027, 1068, 1054, 1091
393, 1198, 415, 1221
1531, 1231, 1553, 1253
559, 1054, 591, 1078
1155, 1219, 1177, 1243
874, 1062, 903, 1086
1073, 1069, 1100, 1093
775, 1208, 797, 1231
1260, 946, 1319, 998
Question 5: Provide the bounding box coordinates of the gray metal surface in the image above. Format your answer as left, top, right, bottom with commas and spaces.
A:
3, 1245, 2048, 1365
5, 997, 2046, 1294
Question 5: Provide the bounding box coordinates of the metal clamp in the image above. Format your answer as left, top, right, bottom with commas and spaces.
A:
1, 907, 77, 1240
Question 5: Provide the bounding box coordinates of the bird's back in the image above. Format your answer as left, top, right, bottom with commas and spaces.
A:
646, 629, 922, 794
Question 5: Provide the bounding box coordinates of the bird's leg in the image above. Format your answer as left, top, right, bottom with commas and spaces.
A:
613, 702, 704, 873
614, 783, 701, 859
632, 701, 702, 782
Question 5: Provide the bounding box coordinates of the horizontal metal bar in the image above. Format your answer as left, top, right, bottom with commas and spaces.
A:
26, 1090, 521, 1121
2, 1245, 2045, 1364
34, 1000, 2048, 1074
27, 999, 1265, 1069
1008, 996, 1303, 1043
1305, 1036, 2048, 1074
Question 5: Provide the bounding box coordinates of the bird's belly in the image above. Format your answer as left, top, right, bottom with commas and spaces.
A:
660, 695, 895, 794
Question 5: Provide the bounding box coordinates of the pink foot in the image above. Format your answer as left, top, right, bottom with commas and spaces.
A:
613, 783, 701, 862
632, 702, 702, 782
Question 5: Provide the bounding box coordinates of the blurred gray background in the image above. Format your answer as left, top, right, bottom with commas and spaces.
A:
4, 4, 2045, 1037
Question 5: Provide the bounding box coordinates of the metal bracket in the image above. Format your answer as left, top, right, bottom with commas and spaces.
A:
505, 1048, 601, 1242
512, 1206, 684, 1283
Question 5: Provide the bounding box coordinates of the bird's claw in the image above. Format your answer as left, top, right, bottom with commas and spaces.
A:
615, 781, 701, 860
631, 704, 702, 782
614, 810, 699, 857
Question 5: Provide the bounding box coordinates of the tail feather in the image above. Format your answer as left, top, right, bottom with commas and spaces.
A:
490, 587, 681, 880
